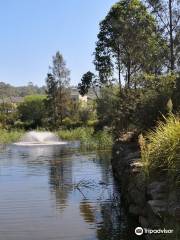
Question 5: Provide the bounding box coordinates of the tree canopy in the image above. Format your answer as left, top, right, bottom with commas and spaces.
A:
94, 0, 168, 87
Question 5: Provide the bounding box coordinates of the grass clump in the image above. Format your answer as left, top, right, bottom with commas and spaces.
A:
0, 129, 24, 144
139, 114, 180, 176
57, 127, 112, 150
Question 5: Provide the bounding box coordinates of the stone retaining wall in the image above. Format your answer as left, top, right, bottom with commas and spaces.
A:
111, 133, 180, 240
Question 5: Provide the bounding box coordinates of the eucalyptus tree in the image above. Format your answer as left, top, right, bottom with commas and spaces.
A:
145, 0, 180, 71
46, 51, 70, 126
94, 0, 167, 88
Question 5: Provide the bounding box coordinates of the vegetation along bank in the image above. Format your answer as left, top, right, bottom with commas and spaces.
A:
0, 0, 180, 237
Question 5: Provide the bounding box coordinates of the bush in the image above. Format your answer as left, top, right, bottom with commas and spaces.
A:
57, 127, 93, 141
139, 114, 180, 177
0, 129, 24, 144
87, 120, 98, 127
62, 117, 83, 129
18, 95, 46, 128
135, 92, 169, 129
62, 117, 74, 127
57, 127, 112, 150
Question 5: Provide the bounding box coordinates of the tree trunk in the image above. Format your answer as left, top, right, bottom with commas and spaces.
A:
169, 0, 174, 71
117, 46, 122, 90
127, 61, 131, 88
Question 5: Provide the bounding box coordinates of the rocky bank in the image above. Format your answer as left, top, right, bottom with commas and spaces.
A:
112, 132, 180, 240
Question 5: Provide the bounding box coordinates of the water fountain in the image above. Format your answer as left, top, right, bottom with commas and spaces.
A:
14, 131, 67, 146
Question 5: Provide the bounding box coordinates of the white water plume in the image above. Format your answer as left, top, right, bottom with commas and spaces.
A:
14, 131, 67, 146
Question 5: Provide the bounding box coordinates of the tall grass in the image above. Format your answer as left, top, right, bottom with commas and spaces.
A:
139, 114, 180, 176
57, 127, 112, 150
0, 129, 24, 144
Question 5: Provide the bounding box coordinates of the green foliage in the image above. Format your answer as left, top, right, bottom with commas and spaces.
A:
0, 129, 24, 144
145, 0, 180, 71
78, 71, 95, 96
57, 127, 93, 141
61, 98, 97, 129
45, 51, 70, 127
0, 81, 45, 98
57, 127, 112, 150
173, 74, 180, 111
18, 95, 46, 128
97, 74, 177, 132
87, 120, 98, 127
78, 108, 92, 125
114, 89, 141, 132
94, 0, 167, 86
134, 74, 176, 129
139, 114, 180, 177
134, 74, 176, 94
96, 86, 120, 128
0, 102, 19, 129
62, 117, 82, 128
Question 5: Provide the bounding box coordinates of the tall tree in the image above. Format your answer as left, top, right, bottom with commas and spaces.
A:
46, 51, 70, 126
145, 0, 180, 71
45, 73, 58, 125
94, 0, 167, 88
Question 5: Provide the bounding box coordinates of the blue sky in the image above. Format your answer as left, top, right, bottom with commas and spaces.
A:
0, 0, 117, 86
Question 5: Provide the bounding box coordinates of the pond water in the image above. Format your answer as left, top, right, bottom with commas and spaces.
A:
0, 143, 140, 240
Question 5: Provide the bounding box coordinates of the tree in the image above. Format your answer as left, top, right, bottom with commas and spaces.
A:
78, 71, 99, 98
18, 95, 46, 128
94, 0, 167, 88
145, 0, 180, 71
45, 73, 58, 125
46, 51, 70, 126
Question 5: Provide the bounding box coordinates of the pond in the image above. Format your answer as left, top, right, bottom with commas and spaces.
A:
0, 143, 140, 240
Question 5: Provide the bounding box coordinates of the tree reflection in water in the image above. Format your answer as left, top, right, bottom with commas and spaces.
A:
0, 144, 143, 240
48, 147, 142, 240
49, 147, 73, 210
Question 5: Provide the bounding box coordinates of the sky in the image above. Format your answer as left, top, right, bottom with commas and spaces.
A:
0, 0, 117, 87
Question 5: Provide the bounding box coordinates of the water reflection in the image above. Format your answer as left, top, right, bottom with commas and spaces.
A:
80, 201, 95, 224
0, 143, 141, 240
49, 150, 73, 210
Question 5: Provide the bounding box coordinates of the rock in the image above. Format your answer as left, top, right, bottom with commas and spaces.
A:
148, 200, 167, 216
118, 131, 138, 142
129, 187, 146, 207
147, 181, 167, 193
175, 206, 180, 221
130, 161, 143, 168
130, 161, 143, 174
124, 151, 140, 161
147, 181, 167, 200
112, 140, 179, 237
129, 204, 145, 215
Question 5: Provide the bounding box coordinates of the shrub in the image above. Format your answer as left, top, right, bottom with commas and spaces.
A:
18, 95, 46, 128
139, 114, 180, 177
0, 129, 24, 144
57, 127, 93, 141
87, 120, 98, 127
57, 127, 112, 150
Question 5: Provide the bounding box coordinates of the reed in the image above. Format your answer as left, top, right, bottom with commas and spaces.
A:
0, 129, 24, 144
57, 127, 112, 150
139, 114, 180, 176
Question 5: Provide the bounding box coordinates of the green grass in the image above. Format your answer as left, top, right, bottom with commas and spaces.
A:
139, 114, 180, 176
0, 129, 24, 144
57, 127, 112, 150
